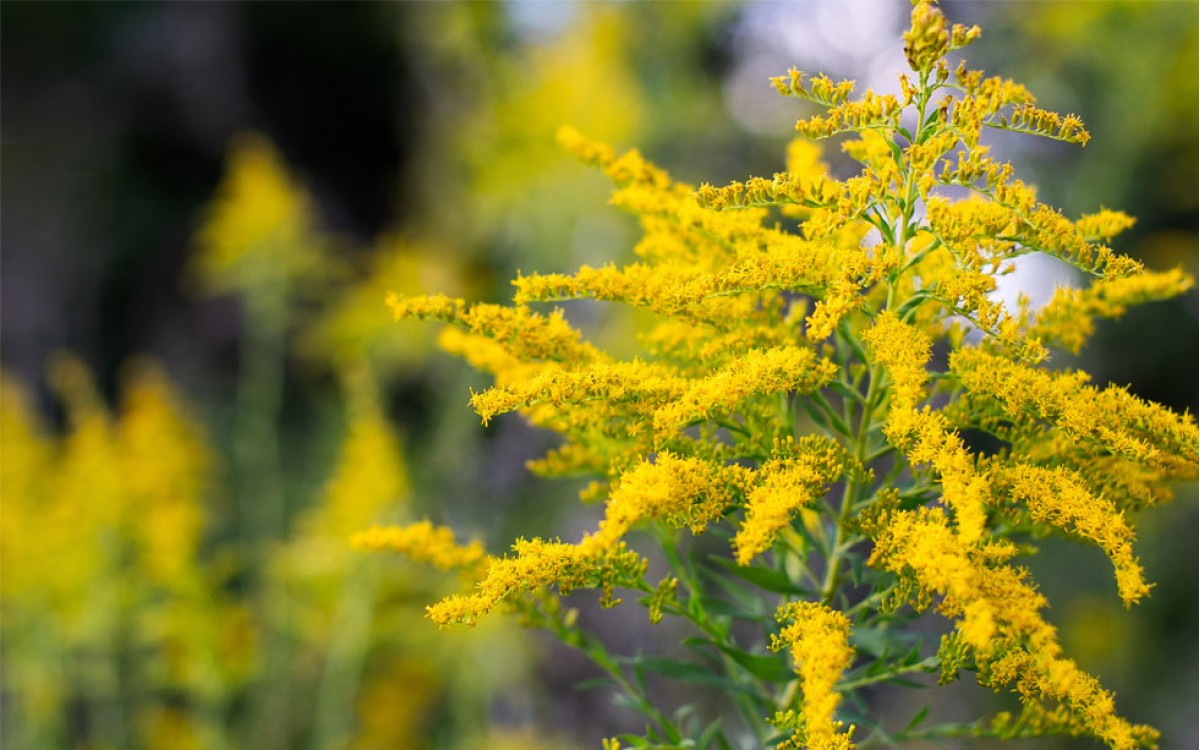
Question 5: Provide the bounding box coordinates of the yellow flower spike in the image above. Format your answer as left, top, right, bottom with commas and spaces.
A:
996, 465, 1150, 605
953, 348, 1197, 475
1028, 267, 1193, 354
870, 506, 1159, 748
469, 359, 684, 426
387, 293, 600, 364
904, 1, 951, 73
417, 455, 741, 628
652, 346, 838, 436
771, 601, 856, 750
116, 360, 212, 587
351, 521, 487, 577
733, 437, 846, 565
862, 311, 932, 412
192, 133, 328, 299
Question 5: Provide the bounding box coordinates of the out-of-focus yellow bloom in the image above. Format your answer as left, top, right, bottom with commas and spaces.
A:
192, 133, 330, 301
300, 234, 467, 372
118, 359, 212, 586
466, 10, 644, 208
0, 374, 54, 607
1, 356, 249, 744
302, 373, 408, 544
350, 657, 440, 750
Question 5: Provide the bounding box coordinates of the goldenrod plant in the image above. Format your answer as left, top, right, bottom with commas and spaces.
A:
362, 3, 1197, 748
0, 133, 539, 749
1, 358, 251, 749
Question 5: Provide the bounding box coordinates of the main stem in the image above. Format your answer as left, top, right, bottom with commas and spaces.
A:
821, 63, 930, 629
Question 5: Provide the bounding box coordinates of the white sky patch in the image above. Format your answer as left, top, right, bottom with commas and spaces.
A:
505, 0, 578, 41
994, 252, 1080, 315
725, 0, 905, 137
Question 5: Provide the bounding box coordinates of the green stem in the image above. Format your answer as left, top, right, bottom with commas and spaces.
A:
655, 531, 770, 744
235, 279, 291, 748
836, 659, 937, 692
310, 559, 379, 750
580, 628, 681, 744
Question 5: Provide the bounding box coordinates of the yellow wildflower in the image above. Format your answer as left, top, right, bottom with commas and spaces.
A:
995, 465, 1149, 604
192, 133, 328, 299
770, 601, 856, 750
733, 437, 845, 565
351, 522, 486, 577
116, 360, 212, 587
387, 293, 600, 364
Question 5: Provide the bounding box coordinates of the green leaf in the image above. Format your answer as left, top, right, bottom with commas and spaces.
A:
713, 643, 794, 683
697, 717, 726, 750
709, 556, 810, 595
612, 692, 650, 716
682, 636, 793, 683
575, 676, 613, 692
846, 551, 867, 587
896, 289, 935, 321
827, 379, 863, 403
849, 627, 892, 658
703, 576, 768, 620
799, 396, 830, 430
693, 596, 758, 619
904, 705, 930, 732
634, 657, 748, 694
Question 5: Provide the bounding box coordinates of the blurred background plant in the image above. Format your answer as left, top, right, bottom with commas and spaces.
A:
2, 2, 1194, 748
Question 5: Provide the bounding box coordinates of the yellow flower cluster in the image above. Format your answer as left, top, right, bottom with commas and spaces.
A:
3, 358, 258, 740
733, 437, 846, 565
770, 69, 856, 106
297, 369, 408, 543
903, 0, 980, 73
770, 602, 855, 750
870, 507, 1158, 749
795, 90, 904, 142
192, 133, 329, 300
994, 465, 1147, 604
952, 348, 1195, 473
351, 522, 487, 576
420, 453, 749, 626
3, 357, 213, 623
1002, 104, 1090, 146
